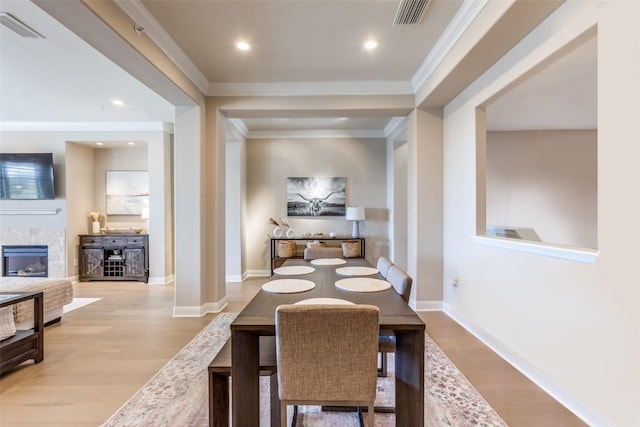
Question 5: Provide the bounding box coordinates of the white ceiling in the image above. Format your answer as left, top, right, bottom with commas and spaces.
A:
0, 0, 594, 137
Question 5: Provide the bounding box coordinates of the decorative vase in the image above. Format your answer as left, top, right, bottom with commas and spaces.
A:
92, 221, 101, 234
286, 228, 295, 238
273, 226, 284, 238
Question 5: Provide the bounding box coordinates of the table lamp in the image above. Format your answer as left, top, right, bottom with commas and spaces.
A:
345, 206, 365, 238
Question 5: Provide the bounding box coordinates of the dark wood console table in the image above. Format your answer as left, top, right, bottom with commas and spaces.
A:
269, 236, 365, 274
0, 291, 44, 375
79, 234, 149, 283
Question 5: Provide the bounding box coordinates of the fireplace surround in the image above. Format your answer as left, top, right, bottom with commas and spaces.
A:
0, 228, 65, 278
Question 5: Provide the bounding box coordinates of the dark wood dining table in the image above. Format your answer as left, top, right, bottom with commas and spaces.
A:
230, 258, 425, 426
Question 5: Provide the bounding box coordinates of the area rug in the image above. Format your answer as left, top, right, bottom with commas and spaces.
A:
63, 297, 102, 314
102, 312, 508, 426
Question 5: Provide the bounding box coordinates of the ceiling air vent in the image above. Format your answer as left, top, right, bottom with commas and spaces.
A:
393, 0, 431, 26
0, 12, 44, 38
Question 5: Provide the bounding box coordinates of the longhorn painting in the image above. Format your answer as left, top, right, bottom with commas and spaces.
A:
287, 177, 346, 217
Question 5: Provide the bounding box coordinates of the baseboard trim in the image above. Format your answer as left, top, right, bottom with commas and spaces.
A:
173, 298, 228, 317
225, 274, 243, 283
443, 303, 614, 427
246, 269, 270, 277
414, 300, 443, 311
148, 274, 174, 285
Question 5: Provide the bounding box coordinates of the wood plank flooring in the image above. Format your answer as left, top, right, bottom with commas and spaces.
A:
0, 279, 586, 426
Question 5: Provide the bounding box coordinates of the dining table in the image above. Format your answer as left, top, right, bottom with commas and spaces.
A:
230, 257, 425, 426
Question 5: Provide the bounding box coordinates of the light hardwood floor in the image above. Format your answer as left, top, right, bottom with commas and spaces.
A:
0, 279, 586, 426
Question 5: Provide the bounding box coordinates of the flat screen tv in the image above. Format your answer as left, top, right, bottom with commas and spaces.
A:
0, 153, 55, 200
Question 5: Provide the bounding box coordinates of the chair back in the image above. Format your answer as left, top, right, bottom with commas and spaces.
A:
275, 304, 379, 403
303, 247, 344, 260
386, 265, 412, 303
376, 256, 393, 279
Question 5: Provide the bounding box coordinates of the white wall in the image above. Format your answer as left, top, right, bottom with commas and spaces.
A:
0, 133, 68, 230
245, 137, 388, 274
442, 1, 639, 425
486, 130, 597, 248
225, 139, 244, 281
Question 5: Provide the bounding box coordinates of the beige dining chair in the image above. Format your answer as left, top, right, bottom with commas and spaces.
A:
379, 265, 413, 378
376, 256, 393, 279
303, 247, 344, 260
275, 304, 380, 427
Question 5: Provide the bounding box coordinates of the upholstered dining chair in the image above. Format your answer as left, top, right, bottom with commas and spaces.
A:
379, 265, 413, 378
275, 304, 380, 427
303, 247, 344, 260
376, 256, 393, 279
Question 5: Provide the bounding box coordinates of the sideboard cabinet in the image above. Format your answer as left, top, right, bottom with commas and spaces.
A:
79, 234, 149, 283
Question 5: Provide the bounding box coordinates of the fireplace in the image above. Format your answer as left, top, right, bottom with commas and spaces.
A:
2, 245, 48, 277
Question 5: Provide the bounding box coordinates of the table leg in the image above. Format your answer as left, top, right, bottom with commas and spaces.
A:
395, 329, 425, 426
231, 330, 260, 427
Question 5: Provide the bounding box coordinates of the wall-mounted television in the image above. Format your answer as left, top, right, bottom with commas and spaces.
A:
0, 153, 55, 200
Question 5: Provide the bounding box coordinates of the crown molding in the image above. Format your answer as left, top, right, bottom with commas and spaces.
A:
115, 0, 209, 94
208, 81, 414, 97
247, 128, 385, 140
226, 118, 249, 140
411, 0, 488, 91
0, 121, 173, 133
384, 116, 407, 138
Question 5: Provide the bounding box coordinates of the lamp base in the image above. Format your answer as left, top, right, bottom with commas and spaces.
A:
351, 221, 360, 238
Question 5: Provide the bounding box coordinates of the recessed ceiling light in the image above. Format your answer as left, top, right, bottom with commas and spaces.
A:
128, 142, 135, 146
236, 41, 251, 51
95, 142, 104, 146
363, 39, 380, 50
111, 99, 125, 106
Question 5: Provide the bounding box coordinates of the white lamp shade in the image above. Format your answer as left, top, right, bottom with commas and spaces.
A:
345, 206, 365, 221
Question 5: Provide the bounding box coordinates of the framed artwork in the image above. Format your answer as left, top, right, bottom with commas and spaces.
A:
287, 177, 346, 217
106, 170, 149, 215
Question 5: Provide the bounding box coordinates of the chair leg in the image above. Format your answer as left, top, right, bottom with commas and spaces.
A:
357, 406, 364, 427
367, 404, 374, 427
378, 351, 388, 377
280, 402, 287, 427
291, 405, 298, 427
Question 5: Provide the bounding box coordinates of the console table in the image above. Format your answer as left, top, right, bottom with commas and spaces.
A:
0, 291, 44, 375
270, 236, 365, 274
79, 234, 149, 283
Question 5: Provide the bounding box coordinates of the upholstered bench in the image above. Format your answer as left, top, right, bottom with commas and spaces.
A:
208, 336, 280, 427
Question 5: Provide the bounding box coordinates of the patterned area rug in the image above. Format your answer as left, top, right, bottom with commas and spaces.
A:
102, 313, 507, 426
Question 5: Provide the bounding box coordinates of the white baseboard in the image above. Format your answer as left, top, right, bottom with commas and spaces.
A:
246, 269, 270, 277
173, 298, 228, 317
443, 302, 613, 427
226, 274, 243, 282
148, 274, 174, 285
414, 300, 443, 311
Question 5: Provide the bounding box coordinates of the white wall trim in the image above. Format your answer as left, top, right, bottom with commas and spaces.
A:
208, 81, 414, 97
415, 300, 443, 311
472, 235, 599, 263
227, 118, 249, 139
225, 274, 244, 283
115, 0, 210, 94
248, 129, 386, 139
443, 302, 615, 427
147, 274, 174, 285
411, 0, 488, 91
384, 116, 407, 138
173, 299, 229, 317
0, 121, 172, 133
0, 209, 61, 215
246, 269, 271, 278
